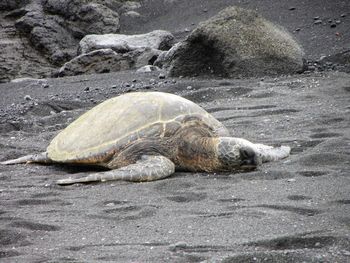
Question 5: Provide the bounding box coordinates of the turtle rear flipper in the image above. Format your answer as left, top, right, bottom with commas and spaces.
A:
56, 155, 175, 185
1, 152, 52, 165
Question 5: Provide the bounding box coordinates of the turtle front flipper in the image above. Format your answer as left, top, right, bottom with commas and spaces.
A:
0, 152, 52, 165
56, 155, 175, 185
253, 144, 291, 162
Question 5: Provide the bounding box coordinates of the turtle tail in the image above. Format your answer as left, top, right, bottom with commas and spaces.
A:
0, 152, 52, 165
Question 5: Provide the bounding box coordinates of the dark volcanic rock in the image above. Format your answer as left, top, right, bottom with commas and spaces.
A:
160, 6, 305, 78
42, 0, 120, 38
13, 0, 120, 65
15, 3, 78, 65
0, 0, 30, 11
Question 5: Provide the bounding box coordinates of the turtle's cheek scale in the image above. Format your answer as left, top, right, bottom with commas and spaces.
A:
216, 138, 242, 170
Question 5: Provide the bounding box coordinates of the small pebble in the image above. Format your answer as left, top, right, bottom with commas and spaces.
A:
143, 85, 153, 90
132, 79, 137, 83
186, 85, 193, 90
149, 79, 156, 84
330, 23, 337, 28
340, 13, 346, 18
295, 28, 301, 32
308, 65, 316, 71
84, 87, 90, 92
184, 28, 190, 32
24, 95, 32, 101
289, 7, 296, 10
43, 84, 50, 89
287, 178, 296, 182
314, 19, 322, 25
111, 85, 117, 89
313, 16, 320, 20
158, 73, 166, 79
335, 20, 341, 24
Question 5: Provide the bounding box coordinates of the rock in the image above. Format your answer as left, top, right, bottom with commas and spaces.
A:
123, 11, 141, 18
24, 95, 32, 101
43, 0, 120, 37
12, 0, 120, 66
120, 1, 141, 13
160, 6, 305, 78
58, 49, 132, 77
58, 47, 161, 77
129, 48, 162, 68
0, 0, 29, 11
79, 30, 175, 54
154, 42, 183, 68
319, 49, 350, 73
15, 8, 78, 65
136, 65, 161, 73
314, 19, 323, 25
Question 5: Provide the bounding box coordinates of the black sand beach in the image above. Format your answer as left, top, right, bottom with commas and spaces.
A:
0, 1, 349, 262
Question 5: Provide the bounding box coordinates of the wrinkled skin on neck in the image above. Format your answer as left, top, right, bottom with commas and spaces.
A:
173, 124, 260, 172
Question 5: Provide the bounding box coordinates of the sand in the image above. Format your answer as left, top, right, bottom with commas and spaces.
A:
0, 70, 349, 262
0, 0, 350, 262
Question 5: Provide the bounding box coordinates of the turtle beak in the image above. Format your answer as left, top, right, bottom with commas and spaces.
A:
239, 147, 260, 169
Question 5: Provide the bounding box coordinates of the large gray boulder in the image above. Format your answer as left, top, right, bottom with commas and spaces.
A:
59, 29, 173, 77
58, 49, 130, 77
161, 6, 305, 78
58, 47, 161, 77
79, 30, 174, 54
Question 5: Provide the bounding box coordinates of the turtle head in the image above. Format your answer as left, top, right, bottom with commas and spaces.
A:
217, 137, 262, 171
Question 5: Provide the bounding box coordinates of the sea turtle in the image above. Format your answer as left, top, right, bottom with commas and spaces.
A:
1, 92, 290, 185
